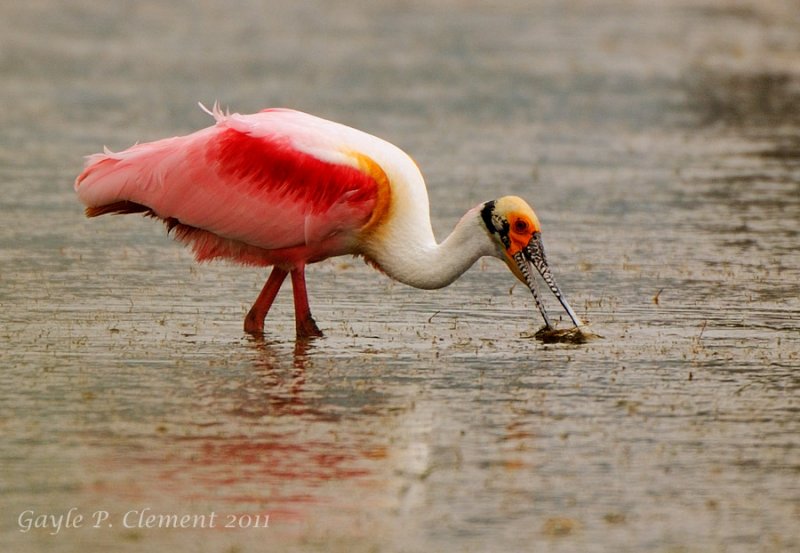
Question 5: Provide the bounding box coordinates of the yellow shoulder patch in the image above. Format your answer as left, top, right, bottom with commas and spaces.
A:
346, 150, 393, 236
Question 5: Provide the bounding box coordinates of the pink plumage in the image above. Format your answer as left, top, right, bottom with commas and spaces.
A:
76, 108, 380, 268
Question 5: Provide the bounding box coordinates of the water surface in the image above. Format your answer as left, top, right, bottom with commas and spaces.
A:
1, 1, 798, 552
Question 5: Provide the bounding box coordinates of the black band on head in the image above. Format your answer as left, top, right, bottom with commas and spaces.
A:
481, 200, 511, 249
480, 200, 497, 234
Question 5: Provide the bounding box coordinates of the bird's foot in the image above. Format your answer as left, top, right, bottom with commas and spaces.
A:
243, 310, 265, 336
296, 315, 323, 339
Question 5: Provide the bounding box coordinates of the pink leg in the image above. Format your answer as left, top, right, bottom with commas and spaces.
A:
244, 267, 288, 335
290, 265, 323, 338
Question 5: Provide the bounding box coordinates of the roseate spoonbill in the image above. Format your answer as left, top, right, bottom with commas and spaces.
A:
75, 104, 583, 338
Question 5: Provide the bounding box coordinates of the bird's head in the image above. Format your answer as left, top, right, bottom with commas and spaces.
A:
480, 196, 583, 329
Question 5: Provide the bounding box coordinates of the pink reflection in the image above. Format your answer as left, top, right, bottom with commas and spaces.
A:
87, 340, 383, 525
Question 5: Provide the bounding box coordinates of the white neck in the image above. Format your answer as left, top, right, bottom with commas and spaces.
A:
362, 205, 497, 290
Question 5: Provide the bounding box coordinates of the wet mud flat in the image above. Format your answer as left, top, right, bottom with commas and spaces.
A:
1, 1, 799, 552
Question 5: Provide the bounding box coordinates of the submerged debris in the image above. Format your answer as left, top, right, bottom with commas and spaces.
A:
532, 325, 601, 344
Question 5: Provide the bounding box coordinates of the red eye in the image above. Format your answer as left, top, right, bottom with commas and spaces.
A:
513, 219, 529, 233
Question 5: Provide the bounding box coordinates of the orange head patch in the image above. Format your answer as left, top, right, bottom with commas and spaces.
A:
506, 212, 541, 255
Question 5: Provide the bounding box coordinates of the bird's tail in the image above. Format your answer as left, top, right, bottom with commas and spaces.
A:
75, 146, 138, 216
74, 137, 181, 217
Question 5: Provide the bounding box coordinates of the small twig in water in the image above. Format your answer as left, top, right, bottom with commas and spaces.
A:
697, 320, 708, 340
653, 288, 663, 305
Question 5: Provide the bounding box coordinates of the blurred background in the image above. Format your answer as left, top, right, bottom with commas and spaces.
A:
1, 1, 798, 552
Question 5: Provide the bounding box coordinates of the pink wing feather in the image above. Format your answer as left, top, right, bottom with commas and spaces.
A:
75, 109, 380, 266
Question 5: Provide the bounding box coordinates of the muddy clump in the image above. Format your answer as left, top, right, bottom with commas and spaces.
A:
533, 325, 601, 344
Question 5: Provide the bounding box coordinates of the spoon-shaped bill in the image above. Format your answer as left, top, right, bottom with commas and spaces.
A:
512, 250, 553, 328
514, 232, 583, 328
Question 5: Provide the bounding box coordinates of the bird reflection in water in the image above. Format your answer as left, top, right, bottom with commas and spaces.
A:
88, 340, 380, 524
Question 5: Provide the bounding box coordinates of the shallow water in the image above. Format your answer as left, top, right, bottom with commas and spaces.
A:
1, 1, 799, 552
